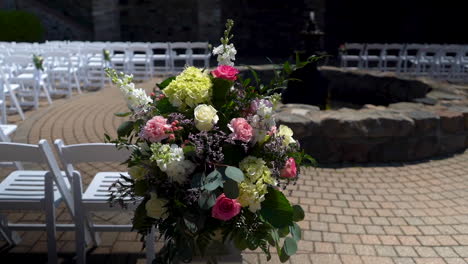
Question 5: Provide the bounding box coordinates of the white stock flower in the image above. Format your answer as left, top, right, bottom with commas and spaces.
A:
194, 104, 219, 131
145, 193, 168, 219
119, 82, 152, 110
213, 43, 237, 66
278, 125, 296, 146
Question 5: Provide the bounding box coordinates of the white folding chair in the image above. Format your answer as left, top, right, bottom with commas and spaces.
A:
108, 42, 128, 72
3, 55, 52, 110
0, 140, 74, 264
400, 44, 424, 73
54, 140, 154, 264
413, 45, 442, 77
382, 44, 404, 72
169, 42, 191, 73
437, 45, 464, 81
44, 51, 82, 98
0, 67, 25, 120
83, 47, 106, 89
340, 43, 364, 68
362, 43, 385, 70
190, 42, 211, 68
149, 42, 170, 76
127, 43, 152, 81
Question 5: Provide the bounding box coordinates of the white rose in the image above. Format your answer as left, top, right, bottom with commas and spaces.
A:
145, 193, 168, 219
278, 125, 296, 146
194, 104, 219, 131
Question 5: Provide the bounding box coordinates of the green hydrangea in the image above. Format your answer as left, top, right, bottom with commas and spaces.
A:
163, 67, 213, 109
238, 156, 275, 212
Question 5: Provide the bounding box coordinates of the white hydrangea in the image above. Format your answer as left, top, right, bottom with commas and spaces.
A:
150, 143, 195, 183
250, 102, 276, 144
212, 43, 237, 66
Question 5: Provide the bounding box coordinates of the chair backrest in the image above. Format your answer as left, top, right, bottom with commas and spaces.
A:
170, 42, 190, 55
190, 42, 210, 55
364, 43, 385, 57
383, 44, 403, 57
54, 139, 131, 180
0, 140, 74, 213
343, 43, 364, 56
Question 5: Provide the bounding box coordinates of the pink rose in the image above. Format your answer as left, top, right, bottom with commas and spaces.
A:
211, 65, 239, 81
228, 118, 253, 143
140, 116, 172, 142
211, 194, 241, 221
280, 158, 297, 178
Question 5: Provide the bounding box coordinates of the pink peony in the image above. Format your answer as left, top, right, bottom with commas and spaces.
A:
228, 118, 253, 143
280, 158, 297, 178
211, 65, 239, 81
211, 194, 241, 221
140, 116, 172, 142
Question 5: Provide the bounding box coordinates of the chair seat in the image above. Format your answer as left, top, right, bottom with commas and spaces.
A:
11, 73, 47, 83
0, 124, 17, 136
82, 172, 129, 202
0, 170, 68, 204
4, 83, 20, 93
130, 57, 149, 63
152, 54, 168, 60
87, 62, 103, 68
49, 67, 79, 73
192, 54, 210, 59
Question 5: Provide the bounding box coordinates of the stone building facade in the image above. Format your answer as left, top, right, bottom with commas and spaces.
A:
3, 0, 325, 57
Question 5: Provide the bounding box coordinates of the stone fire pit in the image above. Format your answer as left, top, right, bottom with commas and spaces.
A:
275, 67, 468, 163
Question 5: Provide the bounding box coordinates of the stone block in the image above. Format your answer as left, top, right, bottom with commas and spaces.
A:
404, 110, 440, 135
448, 106, 468, 130
438, 134, 466, 155
435, 110, 464, 134
407, 136, 439, 161
368, 138, 410, 162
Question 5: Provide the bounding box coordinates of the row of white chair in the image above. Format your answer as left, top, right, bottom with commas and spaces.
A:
340, 43, 468, 82
1, 41, 212, 81
0, 139, 155, 264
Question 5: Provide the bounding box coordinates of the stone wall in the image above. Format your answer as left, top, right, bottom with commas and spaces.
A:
275, 68, 468, 163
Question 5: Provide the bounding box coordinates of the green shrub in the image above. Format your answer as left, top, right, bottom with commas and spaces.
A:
0, 10, 44, 42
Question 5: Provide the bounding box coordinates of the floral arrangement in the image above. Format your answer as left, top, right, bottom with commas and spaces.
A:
106, 20, 315, 263
33, 54, 44, 71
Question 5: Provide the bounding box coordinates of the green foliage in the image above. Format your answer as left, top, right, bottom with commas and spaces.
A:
260, 187, 293, 228
223, 178, 239, 199
204, 169, 223, 191
0, 10, 44, 42
292, 205, 305, 222
157, 76, 176, 89
117, 120, 134, 138
211, 78, 232, 109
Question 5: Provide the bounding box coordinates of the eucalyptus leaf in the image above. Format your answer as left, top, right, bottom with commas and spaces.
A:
224, 166, 244, 183
283, 237, 297, 256
223, 178, 239, 199
289, 222, 301, 241
117, 121, 134, 138
204, 170, 223, 191
198, 191, 216, 209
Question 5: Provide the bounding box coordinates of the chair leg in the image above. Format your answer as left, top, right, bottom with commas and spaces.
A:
74, 72, 82, 94
0, 213, 21, 245
9, 90, 25, 120
42, 83, 53, 105
73, 172, 87, 264
45, 172, 58, 264
146, 226, 156, 264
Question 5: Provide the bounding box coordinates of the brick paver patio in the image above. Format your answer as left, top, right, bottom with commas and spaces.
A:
1, 79, 468, 264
